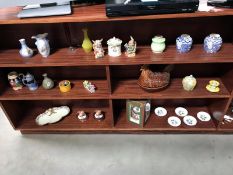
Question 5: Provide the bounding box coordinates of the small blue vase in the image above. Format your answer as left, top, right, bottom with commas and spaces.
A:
176, 34, 193, 53
204, 34, 222, 53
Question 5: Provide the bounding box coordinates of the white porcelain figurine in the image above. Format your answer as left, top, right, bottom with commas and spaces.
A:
19, 39, 33, 58
31, 33, 50, 58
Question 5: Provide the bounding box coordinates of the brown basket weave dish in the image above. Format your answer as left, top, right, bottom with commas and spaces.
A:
138, 65, 170, 92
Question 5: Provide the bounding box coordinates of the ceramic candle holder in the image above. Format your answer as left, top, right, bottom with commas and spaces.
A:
204, 34, 222, 53
59, 80, 71, 93
176, 34, 193, 53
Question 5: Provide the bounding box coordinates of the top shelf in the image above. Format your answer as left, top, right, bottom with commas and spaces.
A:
0, 4, 233, 25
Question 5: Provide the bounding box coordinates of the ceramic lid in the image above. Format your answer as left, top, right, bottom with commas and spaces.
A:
152, 35, 166, 43
107, 37, 122, 46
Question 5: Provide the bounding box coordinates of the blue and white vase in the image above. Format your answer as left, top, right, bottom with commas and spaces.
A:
204, 34, 222, 53
176, 34, 193, 53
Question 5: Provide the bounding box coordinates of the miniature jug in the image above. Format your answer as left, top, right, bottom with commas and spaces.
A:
20, 73, 38, 91
151, 36, 166, 53
182, 75, 197, 91
31, 33, 50, 57
42, 73, 54, 90
82, 29, 93, 53
19, 39, 33, 58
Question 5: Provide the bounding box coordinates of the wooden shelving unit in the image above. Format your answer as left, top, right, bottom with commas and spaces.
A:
0, 4, 232, 134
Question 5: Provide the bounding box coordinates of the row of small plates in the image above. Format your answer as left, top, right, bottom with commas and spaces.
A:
154, 107, 211, 127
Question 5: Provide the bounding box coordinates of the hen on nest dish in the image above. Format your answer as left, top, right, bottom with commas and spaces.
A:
138, 65, 171, 92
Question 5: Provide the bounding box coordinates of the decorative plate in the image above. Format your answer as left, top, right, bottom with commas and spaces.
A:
183, 115, 197, 126
197, 111, 211, 122
175, 107, 188, 117
35, 106, 70, 126
154, 107, 167, 117
168, 116, 181, 127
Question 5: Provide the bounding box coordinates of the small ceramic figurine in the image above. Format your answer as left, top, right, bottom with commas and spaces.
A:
77, 111, 88, 122
19, 39, 34, 58
59, 80, 71, 93
31, 33, 50, 58
151, 35, 166, 53
124, 36, 137, 57
204, 33, 223, 53
92, 39, 105, 59
20, 73, 38, 91
82, 28, 93, 53
182, 75, 197, 91
107, 37, 122, 57
206, 80, 220, 93
83, 80, 96, 93
176, 34, 193, 53
42, 73, 54, 90
94, 110, 105, 121
8, 71, 24, 91
35, 106, 70, 126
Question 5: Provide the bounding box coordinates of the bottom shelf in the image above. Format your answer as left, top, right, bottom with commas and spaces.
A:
115, 107, 217, 132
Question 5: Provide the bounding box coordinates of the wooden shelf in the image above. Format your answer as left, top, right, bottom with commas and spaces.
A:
16, 106, 112, 131
115, 106, 216, 132
0, 80, 109, 100
0, 4, 233, 24
111, 78, 230, 99
0, 44, 232, 67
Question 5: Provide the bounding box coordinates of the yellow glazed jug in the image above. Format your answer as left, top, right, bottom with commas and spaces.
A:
82, 28, 93, 53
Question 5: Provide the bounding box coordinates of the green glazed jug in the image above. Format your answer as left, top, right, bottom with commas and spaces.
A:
82, 28, 93, 53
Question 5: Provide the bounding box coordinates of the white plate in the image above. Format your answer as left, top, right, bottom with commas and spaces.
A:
197, 111, 211, 122
154, 107, 167, 117
168, 116, 181, 127
175, 107, 188, 117
183, 115, 197, 126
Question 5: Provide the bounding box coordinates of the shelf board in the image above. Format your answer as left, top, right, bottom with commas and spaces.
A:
0, 80, 109, 100
115, 106, 216, 132
0, 5, 233, 24
111, 78, 230, 99
0, 44, 232, 67
16, 106, 112, 131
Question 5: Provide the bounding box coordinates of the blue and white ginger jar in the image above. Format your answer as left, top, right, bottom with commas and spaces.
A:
204, 34, 222, 53
176, 34, 193, 53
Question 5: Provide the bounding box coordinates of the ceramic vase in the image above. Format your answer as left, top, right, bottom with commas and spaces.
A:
19, 39, 33, 58
176, 34, 193, 53
182, 75, 197, 91
107, 37, 122, 57
21, 73, 38, 91
151, 36, 166, 53
82, 29, 93, 53
31, 33, 50, 58
42, 73, 54, 90
204, 34, 222, 53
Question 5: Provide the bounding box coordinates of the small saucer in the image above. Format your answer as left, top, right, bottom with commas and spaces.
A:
197, 111, 211, 122
175, 107, 188, 117
183, 115, 197, 126
168, 116, 181, 127
154, 107, 167, 117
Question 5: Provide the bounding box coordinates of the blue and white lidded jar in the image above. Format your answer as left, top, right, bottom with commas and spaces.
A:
204, 34, 222, 53
176, 34, 193, 53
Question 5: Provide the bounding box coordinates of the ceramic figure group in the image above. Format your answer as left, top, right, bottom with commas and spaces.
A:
92, 39, 105, 59
76, 110, 104, 122
124, 36, 137, 57
83, 80, 96, 93
19, 33, 50, 58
